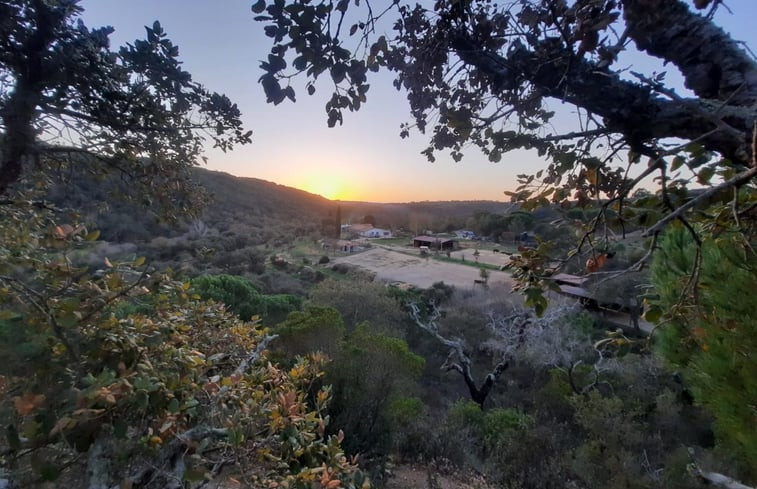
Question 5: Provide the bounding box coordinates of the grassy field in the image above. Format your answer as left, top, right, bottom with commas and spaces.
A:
371, 236, 414, 247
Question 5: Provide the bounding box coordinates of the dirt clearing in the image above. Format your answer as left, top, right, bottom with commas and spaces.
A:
332, 247, 515, 290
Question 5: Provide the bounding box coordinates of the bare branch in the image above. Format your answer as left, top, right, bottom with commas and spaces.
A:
233, 334, 279, 377
408, 302, 509, 408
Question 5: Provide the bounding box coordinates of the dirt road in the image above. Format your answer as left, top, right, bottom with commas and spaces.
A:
332, 247, 515, 290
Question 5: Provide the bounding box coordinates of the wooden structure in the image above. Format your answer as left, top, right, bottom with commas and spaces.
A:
551, 273, 589, 287
412, 235, 457, 251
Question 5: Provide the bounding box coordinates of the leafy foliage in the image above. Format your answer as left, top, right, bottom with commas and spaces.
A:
327, 324, 425, 459
0, 0, 250, 216
0, 201, 370, 487
191, 273, 301, 324
307, 277, 407, 336
652, 225, 757, 477
273, 305, 347, 363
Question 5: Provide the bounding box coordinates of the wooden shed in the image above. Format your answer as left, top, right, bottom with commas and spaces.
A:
412, 235, 457, 251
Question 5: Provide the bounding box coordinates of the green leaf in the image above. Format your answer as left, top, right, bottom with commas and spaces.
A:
697, 166, 715, 185
133, 256, 146, 267
644, 305, 663, 323
6, 424, 21, 451
251, 0, 266, 13
670, 155, 685, 172
85, 230, 100, 241
167, 398, 180, 413
0, 310, 20, 320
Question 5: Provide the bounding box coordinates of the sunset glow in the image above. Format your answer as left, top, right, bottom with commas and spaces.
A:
298, 174, 353, 201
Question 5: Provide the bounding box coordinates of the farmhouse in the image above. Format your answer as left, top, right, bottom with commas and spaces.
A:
341, 223, 392, 238
413, 235, 457, 251
359, 227, 393, 238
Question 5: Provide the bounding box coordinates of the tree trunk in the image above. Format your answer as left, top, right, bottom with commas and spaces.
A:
622, 0, 757, 107
0, 2, 59, 196
451, 34, 755, 163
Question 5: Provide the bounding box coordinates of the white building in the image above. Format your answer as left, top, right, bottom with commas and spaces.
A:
359, 228, 393, 238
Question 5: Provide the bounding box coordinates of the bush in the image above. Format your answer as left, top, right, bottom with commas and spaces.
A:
308, 277, 407, 336
273, 305, 345, 358
327, 324, 425, 459
446, 400, 531, 454
190, 274, 301, 323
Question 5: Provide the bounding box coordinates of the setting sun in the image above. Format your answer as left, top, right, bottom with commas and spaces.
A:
299, 174, 353, 200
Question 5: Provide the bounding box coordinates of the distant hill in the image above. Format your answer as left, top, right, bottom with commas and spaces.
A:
197, 169, 335, 240
334, 200, 516, 232
46, 167, 517, 241
44, 167, 334, 242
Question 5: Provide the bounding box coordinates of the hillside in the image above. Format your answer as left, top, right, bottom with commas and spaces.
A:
336, 200, 515, 231
43, 167, 332, 240
41, 167, 526, 292
46, 166, 516, 244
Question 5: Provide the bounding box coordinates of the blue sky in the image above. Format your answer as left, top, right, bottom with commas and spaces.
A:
80, 0, 757, 202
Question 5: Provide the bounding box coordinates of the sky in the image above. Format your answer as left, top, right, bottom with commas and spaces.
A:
79, 1, 757, 203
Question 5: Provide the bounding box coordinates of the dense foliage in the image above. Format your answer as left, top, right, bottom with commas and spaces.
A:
652, 225, 757, 477
191, 273, 301, 324
0, 203, 366, 487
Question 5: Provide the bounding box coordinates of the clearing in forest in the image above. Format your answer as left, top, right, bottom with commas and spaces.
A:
332, 247, 515, 290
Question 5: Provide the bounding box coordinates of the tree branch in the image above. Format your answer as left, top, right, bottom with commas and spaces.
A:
115, 426, 229, 489
408, 302, 509, 408
622, 0, 757, 107
642, 164, 757, 237
233, 334, 279, 377
450, 33, 755, 163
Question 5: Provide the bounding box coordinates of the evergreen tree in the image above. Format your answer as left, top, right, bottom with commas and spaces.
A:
651, 225, 757, 478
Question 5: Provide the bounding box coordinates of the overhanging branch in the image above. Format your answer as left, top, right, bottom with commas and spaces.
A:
642, 164, 757, 237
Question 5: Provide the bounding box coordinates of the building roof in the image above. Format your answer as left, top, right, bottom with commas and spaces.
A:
346, 223, 374, 232
551, 273, 589, 286
413, 235, 455, 243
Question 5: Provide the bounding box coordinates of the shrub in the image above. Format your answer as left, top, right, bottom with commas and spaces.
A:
308, 277, 407, 336
191, 273, 301, 323
327, 324, 425, 459
273, 305, 345, 358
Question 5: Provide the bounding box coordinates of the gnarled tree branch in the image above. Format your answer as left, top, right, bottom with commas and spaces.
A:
408, 302, 509, 408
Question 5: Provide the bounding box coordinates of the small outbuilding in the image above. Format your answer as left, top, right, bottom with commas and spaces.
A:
413, 235, 457, 251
